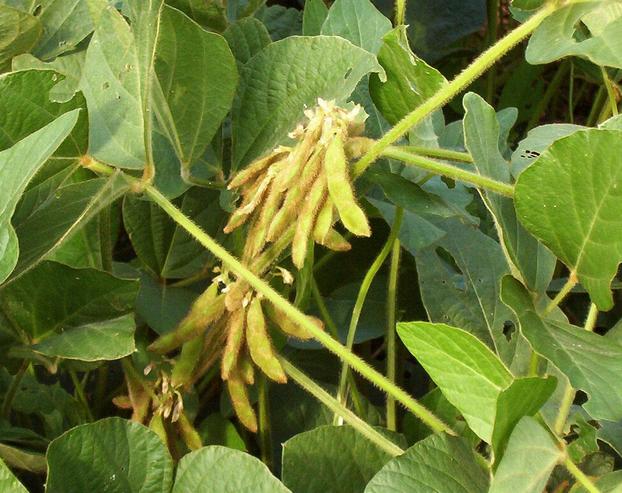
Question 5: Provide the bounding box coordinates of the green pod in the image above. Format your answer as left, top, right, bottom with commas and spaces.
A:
227, 372, 258, 432
277, 123, 322, 191
171, 334, 204, 388
292, 173, 327, 268
264, 302, 320, 340
313, 196, 334, 244
227, 148, 288, 189
177, 412, 203, 451
149, 414, 168, 445
225, 280, 249, 312
221, 307, 246, 380
323, 228, 352, 252
238, 351, 256, 385
344, 137, 374, 160
245, 297, 287, 383
224, 171, 274, 233
148, 283, 225, 354
324, 134, 371, 237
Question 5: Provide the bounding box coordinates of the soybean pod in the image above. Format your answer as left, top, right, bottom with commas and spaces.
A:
226, 371, 258, 432
313, 196, 334, 245
221, 307, 246, 380
171, 334, 204, 388
227, 148, 289, 190
292, 173, 327, 268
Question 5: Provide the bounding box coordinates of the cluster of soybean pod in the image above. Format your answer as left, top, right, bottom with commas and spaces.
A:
149, 99, 372, 431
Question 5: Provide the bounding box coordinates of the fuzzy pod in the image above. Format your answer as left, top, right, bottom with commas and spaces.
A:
238, 350, 256, 385
221, 307, 246, 380
228, 148, 288, 190
266, 147, 324, 242
224, 170, 274, 233
177, 412, 203, 450
313, 196, 334, 245
148, 283, 225, 353
245, 297, 287, 383
225, 280, 249, 312
292, 173, 328, 268
171, 334, 204, 388
149, 414, 168, 445
344, 137, 374, 159
264, 302, 321, 340
324, 134, 371, 237
277, 122, 322, 191
226, 372, 258, 432
323, 228, 352, 252
243, 175, 285, 259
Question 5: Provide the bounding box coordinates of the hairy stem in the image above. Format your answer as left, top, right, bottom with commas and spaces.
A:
400, 146, 474, 163
353, 1, 557, 177
601, 66, 619, 117
386, 237, 402, 431
258, 377, 273, 469
564, 455, 601, 493
394, 0, 407, 26
1, 361, 28, 419
544, 273, 577, 316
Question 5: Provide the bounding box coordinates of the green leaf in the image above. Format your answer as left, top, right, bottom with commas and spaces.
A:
0, 443, 46, 474
501, 276, 622, 421
489, 417, 562, 493
370, 27, 446, 125
0, 260, 138, 344
165, 0, 228, 32
123, 188, 223, 279
364, 434, 488, 493
320, 0, 392, 54
302, 0, 328, 36
397, 321, 513, 442
0, 458, 28, 493
223, 17, 271, 65
526, 1, 622, 69
514, 128, 622, 311
492, 376, 557, 464
0, 110, 79, 284
576, 471, 622, 493
155, 6, 238, 170
46, 417, 173, 493
256, 5, 301, 41
463, 92, 556, 295
198, 414, 246, 451
172, 446, 291, 492
282, 425, 397, 493
231, 36, 384, 168
0, 5, 41, 70
32, 0, 108, 60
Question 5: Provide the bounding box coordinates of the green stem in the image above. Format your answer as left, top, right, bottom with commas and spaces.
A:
69, 370, 94, 422
568, 61, 575, 124
382, 147, 514, 197
564, 455, 602, 493
353, 1, 557, 177
386, 238, 401, 432
400, 146, 474, 163
257, 377, 273, 469
395, 0, 407, 26
335, 209, 404, 423
281, 358, 405, 456
601, 66, 619, 117
1, 361, 28, 419
586, 87, 606, 127
544, 274, 577, 316
311, 276, 339, 339
99, 205, 113, 272
526, 61, 570, 131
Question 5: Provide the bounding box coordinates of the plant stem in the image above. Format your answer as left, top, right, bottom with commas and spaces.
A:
311, 276, 339, 339
281, 358, 405, 456
400, 146, 474, 163
394, 0, 407, 26
335, 208, 404, 423
527, 61, 570, 131
1, 361, 28, 419
601, 66, 619, 117
382, 147, 515, 197
568, 61, 575, 123
564, 455, 601, 493
353, 1, 557, 177
386, 238, 401, 432
257, 376, 273, 469
69, 370, 94, 422
586, 87, 606, 127
544, 273, 577, 316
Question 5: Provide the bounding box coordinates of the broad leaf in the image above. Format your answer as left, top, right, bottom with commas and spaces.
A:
501, 276, 622, 421
0, 5, 41, 70
302, 0, 328, 36
282, 425, 398, 493
489, 417, 562, 493
165, 0, 228, 32
320, 0, 392, 55
223, 17, 271, 65
256, 5, 301, 41
397, 321, 513, 442
155, 6, 237, 170
172, 446, 291, 492
0, 110, 79, 284
526, 1, 622, 69
514, 128, 622, 310
463, 92, 556, 295
231, 36, 383, 168
370, 27, 446, 125
46, 417, 173, 493
0, 458, 27, 493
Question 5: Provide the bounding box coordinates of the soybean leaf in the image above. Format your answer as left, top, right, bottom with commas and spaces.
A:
256, 5, 302, 41
320, 0, 392, 55
463, 92, 556, 295
0, 443, 45, 474
231, 36, 384, 168
165, 0, 228, 32
578, 471, 622, 493
489, 417, 562, 493
514, 128, 622, 310
598, 420, 622, 457
0, 458, 27, 493
223, 17, 271, 65
282, 425, 399, 493
370, 27, 447, 125
0, 260, 138, 343
501, 276, 622, 421
302, 0, 328, 36
397, 321, 513, 442
526, 1, 622, 69
0, 110, 79, 284
0, 5, 41, 70
364, 434, 488, 493
492, 376, 557, 464
32, 0, 108, 60
198, 414, 246, 451
172, 446, 291, 493
46, 417, 173, 493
